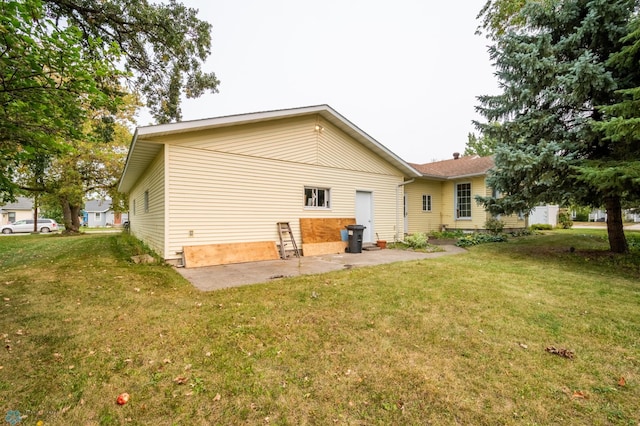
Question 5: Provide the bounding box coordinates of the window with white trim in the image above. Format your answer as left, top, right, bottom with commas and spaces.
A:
422, 194, 432, 212
304, 187, 330, 209
95, 212, 101, 220
456, 183, 472, 219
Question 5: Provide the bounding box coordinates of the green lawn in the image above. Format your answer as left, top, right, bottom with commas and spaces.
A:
0, 231, 638, 425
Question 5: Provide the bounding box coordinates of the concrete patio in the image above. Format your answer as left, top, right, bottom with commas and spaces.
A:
176, 245, 466, 291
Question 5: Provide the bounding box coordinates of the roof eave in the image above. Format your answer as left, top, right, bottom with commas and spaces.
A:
117, 128, 139, 193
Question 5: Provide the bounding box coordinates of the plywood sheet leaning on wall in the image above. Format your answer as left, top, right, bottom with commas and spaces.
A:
299, 218, 356, 243
301, 241, 348, 256
299, 218, 355, 256
183, 241, 280, 268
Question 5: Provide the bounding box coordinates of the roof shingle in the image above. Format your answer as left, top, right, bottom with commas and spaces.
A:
410, 155, 494, 179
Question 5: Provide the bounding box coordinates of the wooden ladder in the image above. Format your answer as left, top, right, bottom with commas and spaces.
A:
277, 222, 300, 259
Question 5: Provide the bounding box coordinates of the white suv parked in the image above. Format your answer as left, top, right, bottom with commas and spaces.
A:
1, 219, 59, 234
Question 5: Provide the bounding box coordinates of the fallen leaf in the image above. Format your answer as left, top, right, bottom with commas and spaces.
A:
519, 343, 528, 349
174, 376, 189, 385
618, 376, 626, 387
571, 391, 587, 400
15, 330, 24, 335
213, 393, 221, 401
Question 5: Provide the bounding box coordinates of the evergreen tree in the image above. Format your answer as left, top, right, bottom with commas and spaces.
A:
476, 0, 640, 253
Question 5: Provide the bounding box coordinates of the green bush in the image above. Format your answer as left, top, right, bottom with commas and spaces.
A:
404, 232, 428, 249
485, 217, 505, 234
455, 233, 507, 247
531, 224, 553, 230
508, 228, 534, 237
429, 230, 464, 239
558, 211, 573, 229
627, 234, 640, 250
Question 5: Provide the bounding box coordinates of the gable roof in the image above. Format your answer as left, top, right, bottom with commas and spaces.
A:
118, 105, 421, 193
410, 155, 494, 179
84, 199, 113, 213
0, 197, 33, 211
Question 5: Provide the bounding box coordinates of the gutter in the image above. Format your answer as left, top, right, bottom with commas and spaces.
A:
395, 179, 415, 242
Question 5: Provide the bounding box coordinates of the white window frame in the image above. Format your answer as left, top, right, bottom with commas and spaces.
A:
95, 212, 101, 220
455, 182, 472, 220
304, 187, 330, 209
422, 194, 432, 212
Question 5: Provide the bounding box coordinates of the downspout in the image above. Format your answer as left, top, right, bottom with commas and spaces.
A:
395, 179, 415, 242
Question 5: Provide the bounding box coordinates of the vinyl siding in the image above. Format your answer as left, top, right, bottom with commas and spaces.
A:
404, 179, 444, 234
441, 176, 488, 231
129, 147, 166, 257
1, 210, 32, 225
164, 127, 404, 260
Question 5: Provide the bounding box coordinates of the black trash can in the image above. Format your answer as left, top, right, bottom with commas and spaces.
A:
346, 225, 366, 253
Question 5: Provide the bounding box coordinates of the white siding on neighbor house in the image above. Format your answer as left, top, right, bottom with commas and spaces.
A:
163, 120, 405, 261
129, 146, 166, 257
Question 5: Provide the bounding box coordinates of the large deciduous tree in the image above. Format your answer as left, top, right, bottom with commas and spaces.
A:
475, 0, 640, 253
1, 0, 219, 200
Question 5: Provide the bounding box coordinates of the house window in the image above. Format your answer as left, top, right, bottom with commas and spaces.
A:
304, 187, 330, 209
95, 212, 101, 220
144, 190, 149, 213
8, 212, 15, 223
422, 195, 432, 212
456, 183, 472, 219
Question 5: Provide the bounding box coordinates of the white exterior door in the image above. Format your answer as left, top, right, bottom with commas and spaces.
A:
355, 191, 373, 243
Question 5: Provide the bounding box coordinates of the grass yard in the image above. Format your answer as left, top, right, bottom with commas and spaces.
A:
0, 231, 639, 425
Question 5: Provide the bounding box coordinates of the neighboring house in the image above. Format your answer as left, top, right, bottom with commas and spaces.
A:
0, 197, 34, 225
84, 199, 128, 227
118, 105, 421, 265
406, 154, 527, 233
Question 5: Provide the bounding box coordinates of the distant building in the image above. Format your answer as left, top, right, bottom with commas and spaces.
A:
0, 197, 33, 225
83, 199, 128, 227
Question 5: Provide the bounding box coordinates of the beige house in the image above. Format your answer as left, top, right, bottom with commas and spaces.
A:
118, 105, 422, 265
406, 154, 526, 233
119, 105, 526, 266
0, 197, 33, 225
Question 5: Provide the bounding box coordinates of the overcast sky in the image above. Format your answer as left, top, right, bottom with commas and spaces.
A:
137, 1, 499, 164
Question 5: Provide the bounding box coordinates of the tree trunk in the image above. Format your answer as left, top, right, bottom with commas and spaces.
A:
60, 197, 82, 233
605, 196, 628, 254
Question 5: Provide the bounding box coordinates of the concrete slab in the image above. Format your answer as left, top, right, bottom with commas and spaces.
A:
176, 245, 466, 291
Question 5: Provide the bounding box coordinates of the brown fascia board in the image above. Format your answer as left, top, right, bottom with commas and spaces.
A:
417, 172, 487, 181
